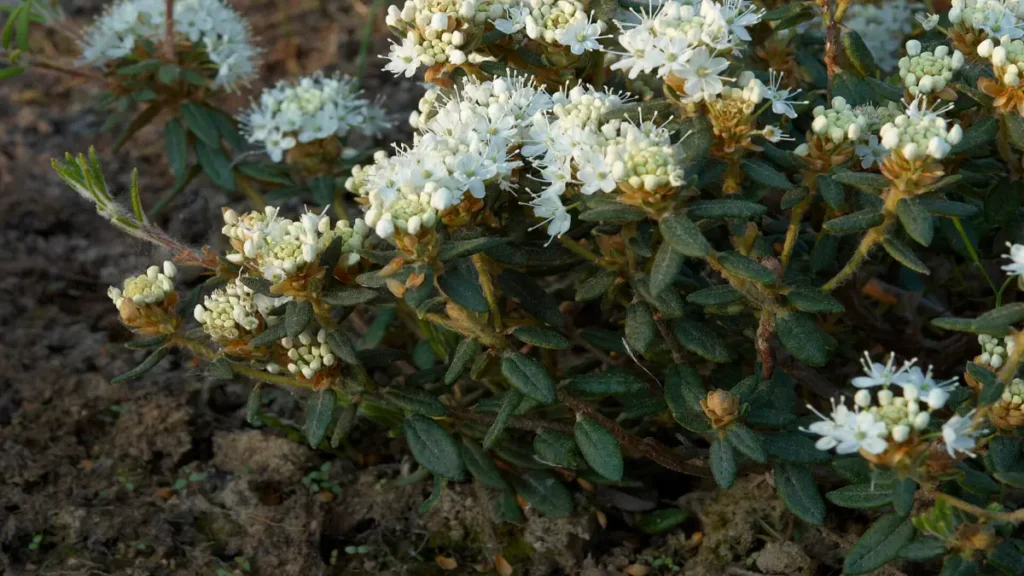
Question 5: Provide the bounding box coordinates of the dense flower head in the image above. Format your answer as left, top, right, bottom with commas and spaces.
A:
193, 278, 261, 340
878, 97, 963, 161
1002, 242, 1024, 279
610, 0, 764, 100
978, 35, 1024, 86
799, 96, 867, 151
282, 328, 337, 380
79, 0, 258, 90
492, 0, 610, 55
347, 75, 549, 239
221, 207, 370, 281
979, 333, 1016, 368
108, 261, 178, 307
949, 0, 1024, 39
990, 378, 1024, 429
898, 40, 964, 97
240, 73, 393, 162
843, 0, 923, 71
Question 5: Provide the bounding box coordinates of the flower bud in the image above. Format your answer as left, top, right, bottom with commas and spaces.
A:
700, 389, 740, 428
891, 424, 910, 443
906, 39, 922, 56
878, 389, 894, 406
978, 39, 995, 58
854, 389, 872, 408
927, 388, 950, 410
912, 411, 931, 430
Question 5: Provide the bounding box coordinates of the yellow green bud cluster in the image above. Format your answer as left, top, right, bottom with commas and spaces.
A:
879, 98, 963, 161
898, 40, 963, 96
282, 328, 337, 380
979, 334, 1015, 369
853, 386, 941, 444
193, 279, 261, 341
809, 96, 867, 144
978, 36, 1024, 87
551, 87, 625, 130
108, 261, 177, 307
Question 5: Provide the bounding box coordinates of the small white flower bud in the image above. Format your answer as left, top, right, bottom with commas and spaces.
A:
194, 304, 206, 322
906, 39, 922, 56
163, 261, 177, 278
301, 367, 315, 379
978, 39, 995, 58
912, 411, 931, 430
891, 424, 911, 443
992, 354, 1005, 369
927, 388, 950, 410
903, 385, 919, 401
854, 389, 872, 408
878, 389, 894, 406
993, 46, 1007, 66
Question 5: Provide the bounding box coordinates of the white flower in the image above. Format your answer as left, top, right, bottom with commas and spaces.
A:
493, 5, 528, 34
555, 14, 606, 55
917, 12, 940, 30
677, 46, 729, 102
942, 411, 979, 458
855, 135, 888, 169
852, 351, 915, 388
764, 69, 806, 119
529, 193, 572, 241
384, 37, 422, 78
1002, 242, 1024, 278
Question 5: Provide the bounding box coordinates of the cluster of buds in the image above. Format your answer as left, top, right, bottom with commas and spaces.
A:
978, 36, 1024, 114
280, 329, 338, 381
975, 333, 1016, 373
795, 97, 866, 162
79, 0, 258, 90
948, 0, 1024, 54
221, 207, 369, 282
991, 378, 1024, 429
193, 279, 262, 342
240, 73, 392, 163
383, 0, 495, 77
494, 0, 608, 57
898, 40, 964, 99
107, 261, 180, 334
879, 97, 963, 162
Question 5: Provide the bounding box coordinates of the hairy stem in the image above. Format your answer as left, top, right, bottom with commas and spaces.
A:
654, 313, 686, 365
558, 234, 616, 269
473, 253, 503, 333
163, 0, 176, 61
781, 194, 814, 268
451, 406, 574, 435
756, 308, 776, 379
821, 221, 890, 292
937, 492, 1024, 523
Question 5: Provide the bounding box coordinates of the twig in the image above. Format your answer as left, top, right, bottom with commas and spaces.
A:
451, 407, 574, 435
654, 313, 686, 365
559, 391, 709, 477
936, 492, 1024, 523
473, 253, 503, 333
756, 308, 775, 379
163, 0, 176, 62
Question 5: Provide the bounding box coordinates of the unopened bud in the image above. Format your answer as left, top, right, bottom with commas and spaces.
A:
700, 390, 740, 428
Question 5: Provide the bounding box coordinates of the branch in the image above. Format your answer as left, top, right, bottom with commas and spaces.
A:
936, 492, 1024, 524
451, 407, 574, 435
163, 0, 176, 61
655, 313, 686, 365
559, 391, 709, 477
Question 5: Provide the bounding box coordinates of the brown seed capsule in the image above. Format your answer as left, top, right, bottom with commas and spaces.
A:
435, 555, 458, 571
700, 389, 740, 428
494, 554, 513, 576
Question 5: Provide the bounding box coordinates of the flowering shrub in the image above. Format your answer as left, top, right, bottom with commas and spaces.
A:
9, 0, 1024, 572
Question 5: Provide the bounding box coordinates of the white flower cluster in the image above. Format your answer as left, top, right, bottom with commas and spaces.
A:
1002, 242, 1024, 278
523, 84, 684, 238
978, 35, 1024, 86
949, 0, 1024, 40
79, 0, 257, 90
978, 333, 1017, 367
281, 329, 338, 380
879, 97, 964, 161
804, 351, 977, 458
108, 261, 177, 307
492, 0, 609, 55
193, 279, 261, 341
346, 75, 549, 239
221, 207, 370, 282
853, 102, 903, 168
793, 97, 866, 156
898, 40, 964, 97
610, 0, 764, 102
384, 0, 503, 77
241, 73, 393, 162
843, 0, 922, 71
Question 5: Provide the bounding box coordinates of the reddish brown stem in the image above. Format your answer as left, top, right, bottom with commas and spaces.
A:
163, 0, 176, 61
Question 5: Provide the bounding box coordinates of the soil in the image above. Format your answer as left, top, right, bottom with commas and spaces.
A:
0, 2, 903, 575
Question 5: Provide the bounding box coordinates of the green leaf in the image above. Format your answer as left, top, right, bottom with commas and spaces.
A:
438, 259, 488, 313
445, 338, 480, 385
976, 302, 1024, 330
781, 188, 809, 210
816, 174, 846, 210
15, 3, 29, 50
822, 209, 884, 235
576, 268, 618, 302
687, 285, 743, 306
660, 213, 710, 257
882, 237, 930, 274
940, 555, 979, 576
1005, 114, 1024, 150
687, 199, 767, 219
893, 477, 916, 516
826, 483, 895, 508
763, 431, 831, 464
164, 119, 188, 181
951, 117, 998, 154
404, 414, 464, 480
898, 536, 947, 561
741, 158, 791, 189
494, 489, 523, 523
776, 310, 833, 367
842, 29, 878, 77
320, 286, 377, 307
650, 241, 684, 296
125, 335, 170, 349
248, 320, 287, 348
303, 389, 336, 448
533, 429, 582, 469
725, 423, 767, 463
483, 390, 523, 449
110, 347, 169, 383
385, 387, 446, 417
786, 286, 844, 313
763, 2, 808, 20
114, 103, 164, 152
207, 358, 234, 380
569, 368, 647, 398
439, 237, 508, 261
419, 475, 447, 513
671, 319, 732, 362
716, 251, 776, 285
710, 438, 737, 489
832, 171, 889, 193
285, 300, 314, 338
236, 162, 294, 186
843, 514, 916, 575
310, 175, 335, 207
574, 418, 623, 481
988, 436, 1020, 473
896, 198, 934, 246
0, 66, 26, 80
180, 102, 221, 148
320, 331, 356, 366
195, 140, 236, 191
514, 470, 574, 518
497, 269, 564, 329
330, 403, 357, 447
578, 204, 648, 222
625, 301, 656, 354
968, 363, 1005, 406
157, 63, 180, 84
639, 508, 690, 534
461, 438, 508, 490
915, 198, 979, 218
512, 326, 571, 349
116, 59, 162, 75
501, 352, 556, 404
246, 383, 262, 424
775, 462, 825, 525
